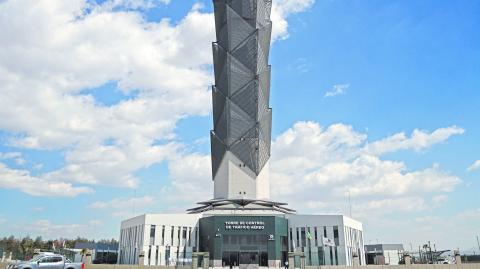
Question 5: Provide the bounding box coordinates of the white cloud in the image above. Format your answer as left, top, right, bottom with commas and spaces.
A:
268, 122, 461, 207
88, 195, 155, 217
161, 153, 213, 208
0, 152, 22, 160
271, 0, 315, 40
0, 163, 93, 197
0, 0, 313, 197
467, 160, 480, 172
0, 218, 6, 224
95, 0, 170, 11
159, 121, 462, 216
324, 84, 349, 98
25, 219, 101, 238
364, 126, 465, 156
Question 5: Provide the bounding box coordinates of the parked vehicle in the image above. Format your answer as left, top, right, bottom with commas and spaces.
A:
435, 257, 453, 264
6, 254, 84, 269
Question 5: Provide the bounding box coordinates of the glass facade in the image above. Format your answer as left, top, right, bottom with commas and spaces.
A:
199, 215, 288, 267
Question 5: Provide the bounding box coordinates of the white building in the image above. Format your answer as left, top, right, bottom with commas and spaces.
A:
118, 213, 364, 267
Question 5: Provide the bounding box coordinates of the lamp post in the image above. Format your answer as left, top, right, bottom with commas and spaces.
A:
476, 235, 480, 253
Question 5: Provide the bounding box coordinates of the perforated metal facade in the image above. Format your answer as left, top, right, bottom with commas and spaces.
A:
211, 0, 273, 181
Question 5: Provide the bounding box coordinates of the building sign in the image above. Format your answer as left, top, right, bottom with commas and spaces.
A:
225, 221, 265, 230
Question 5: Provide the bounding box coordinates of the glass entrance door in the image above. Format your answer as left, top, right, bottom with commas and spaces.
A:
240, 252, 259, 265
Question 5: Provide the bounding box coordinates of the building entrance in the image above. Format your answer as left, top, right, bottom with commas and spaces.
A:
222, 251, 268, 267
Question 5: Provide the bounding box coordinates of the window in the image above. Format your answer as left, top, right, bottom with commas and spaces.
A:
296, 228, 300, 249
52, 257, 63, 263
161, 226, 165, 246
333, 226, 339, 246
314, 227, 318, 247
323, 226, 327, 238
289, 228, 293, 251
182, 227, 187, 239
188, 227, 192, 246
301, 227, 306, 247
318, 247, 325, 266
171, 226, 174, 245
150, 225, 156, 245
39, 257, 52, 263
334, 247, 338, 265
148, 246, 152, 264
329, 246, 333, 265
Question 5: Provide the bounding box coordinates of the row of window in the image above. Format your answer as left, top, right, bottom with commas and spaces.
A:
149, 225, 197, 247
289, 226, 340, 251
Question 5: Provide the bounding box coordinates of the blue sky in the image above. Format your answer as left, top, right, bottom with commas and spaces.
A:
0, 0, 479, 253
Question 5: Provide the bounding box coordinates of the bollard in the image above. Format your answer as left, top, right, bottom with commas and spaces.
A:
454, 251, 461, 265
8, 252, 12, 261
352, 252, 360, 267
84, 250, 93, 265
138, 251, 145, 266
192, 253, 198, 269
288, 255, 294, 269
403, 253, 412, 266
203, 253, 209, 269
300, 256, 306, 269
1, 251, 5, 262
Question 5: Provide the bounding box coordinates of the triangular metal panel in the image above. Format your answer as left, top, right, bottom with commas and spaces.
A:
212, 43, 227, 84
211, 131, 227, 179
212, 86, 226, 126
214, 101, 228, 141
229, 53, 255, 96
258, 109, 272, 153
264, 0, 272, 18
231, 33, 258, 73
258, 136, 270, 172
226, 5, 255, 50
230, 127, 259, 174
230, 79, 258, 120
213, 0, 227, 38
228, 100, 256, 145
258, 66, 271, 113
256, 0, 269, 27
257, 42, 268, 74
258, 22, 272, 62
227, 0, 257, 27
216, 23, 229, 52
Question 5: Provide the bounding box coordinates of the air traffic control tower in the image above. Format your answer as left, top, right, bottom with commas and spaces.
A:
188, 0, 296, 214
118, 1, 365, 267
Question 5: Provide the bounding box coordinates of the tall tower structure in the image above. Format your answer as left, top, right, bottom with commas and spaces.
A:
210, 0, 273, 200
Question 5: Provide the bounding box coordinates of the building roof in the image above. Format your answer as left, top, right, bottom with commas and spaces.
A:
74, 242, 118, 251
187, 198, 296, 214
365, 244, 404, 252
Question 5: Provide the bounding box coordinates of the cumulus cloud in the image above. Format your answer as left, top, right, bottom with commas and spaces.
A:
0, 163, 93, 197
95, 0, 171, 11
364, 126, 465, 156
0, 0, 313, 197
158, 121, 463, 216
268, 122, 462, 212
467, 160, 480, 172
24, 219, 102, 238
324, 84, 349, 98
271, 0, 315, 40
88, 196, 155, 217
